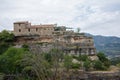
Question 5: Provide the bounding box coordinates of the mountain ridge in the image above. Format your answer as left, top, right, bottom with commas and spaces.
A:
85, 33, 120, 57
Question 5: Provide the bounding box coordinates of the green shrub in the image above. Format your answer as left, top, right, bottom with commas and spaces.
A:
71, 63, 81, 69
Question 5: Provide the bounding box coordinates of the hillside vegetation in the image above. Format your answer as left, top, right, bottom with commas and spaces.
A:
0, 30, 115, 80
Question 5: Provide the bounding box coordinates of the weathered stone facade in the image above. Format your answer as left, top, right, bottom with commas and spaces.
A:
13, 21, 96, 55
14, 21, 55, 36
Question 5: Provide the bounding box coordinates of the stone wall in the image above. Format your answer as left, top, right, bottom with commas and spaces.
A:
13, 21, 55, 36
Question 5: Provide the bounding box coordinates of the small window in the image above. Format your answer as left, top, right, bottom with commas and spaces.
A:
89, 40, 91, 42
28, 28, 30, 32
19, 29, 21, 32
36, 28, 38, 31
52, 32, 54, 34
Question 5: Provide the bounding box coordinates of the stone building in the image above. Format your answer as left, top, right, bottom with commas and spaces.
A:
14, 21, 56, 36
13, 21, 96, 55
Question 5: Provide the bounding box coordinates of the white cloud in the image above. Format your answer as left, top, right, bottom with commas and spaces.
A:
0, 0, 120, 37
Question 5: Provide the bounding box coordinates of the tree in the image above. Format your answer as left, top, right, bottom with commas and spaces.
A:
103, 59, 111, 68
31, 53, 51, 80
44, 53, 52, 63
64, 55, 72, 71
71, 63, 81, 69
0, 30, 14, 42
22, 44, 29, 51
49, 49, 64, 80
24, 48, 64, 80
83, 60, 91, 71
78, 55, 89, 61
0, 47, 28, 74
93, 60, 104, 70
0, 30, 14, 55
97, 52, 111, 68
0, 42, 9, 55
97, 52, 107, 62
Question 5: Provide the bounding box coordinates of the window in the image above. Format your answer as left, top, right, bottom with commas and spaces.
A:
19, 29, 21, 32
52, 32, 55, 34
89, 40, 91, 42
36, 28, 38, 31
28, 28, 30, 32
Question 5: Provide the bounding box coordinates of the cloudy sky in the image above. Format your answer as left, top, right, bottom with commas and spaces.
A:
0, 0, 120, 37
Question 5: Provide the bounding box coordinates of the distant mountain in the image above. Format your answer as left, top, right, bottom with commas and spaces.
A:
85, 33, 120, 57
